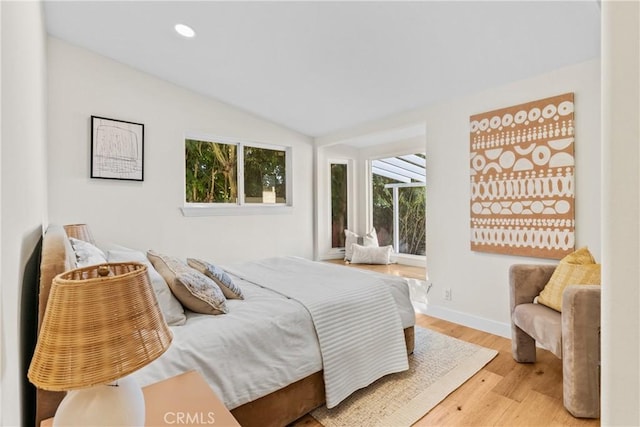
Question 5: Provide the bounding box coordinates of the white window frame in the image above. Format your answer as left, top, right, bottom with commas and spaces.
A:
181, 133, 293, 217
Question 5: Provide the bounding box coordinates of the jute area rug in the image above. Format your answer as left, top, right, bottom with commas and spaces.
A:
311, 326, 498, 427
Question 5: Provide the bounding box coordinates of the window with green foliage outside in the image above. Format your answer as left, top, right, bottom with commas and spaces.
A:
331, 163, 348, 248
244, 146, 286, 204
371, 153, 426, 256
185, 138, 288, 205
185, 139, 237, 203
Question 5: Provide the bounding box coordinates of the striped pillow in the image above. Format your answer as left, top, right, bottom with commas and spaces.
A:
187, 258, 244, 300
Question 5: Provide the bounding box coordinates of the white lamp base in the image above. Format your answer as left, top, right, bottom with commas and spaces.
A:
53, 375, 145, 427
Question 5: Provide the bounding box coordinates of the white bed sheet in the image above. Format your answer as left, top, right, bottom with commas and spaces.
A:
132, 276, 322, 409
131, 261, 415, 410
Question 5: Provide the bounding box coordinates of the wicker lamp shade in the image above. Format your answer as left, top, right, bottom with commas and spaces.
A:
28, 262, 173, 391
63, 223, 95, 244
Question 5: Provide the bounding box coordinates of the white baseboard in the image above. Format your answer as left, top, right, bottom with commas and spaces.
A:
413, 302, 511, 339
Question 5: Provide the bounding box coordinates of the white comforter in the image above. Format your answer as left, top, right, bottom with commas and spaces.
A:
224, 257, 410, 408
132, 257, 415, 410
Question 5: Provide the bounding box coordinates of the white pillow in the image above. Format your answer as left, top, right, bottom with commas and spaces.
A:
107, 249, 187, 326
350, 244, 393, 265
69, 237, 107, 267
344, 228, 378, 261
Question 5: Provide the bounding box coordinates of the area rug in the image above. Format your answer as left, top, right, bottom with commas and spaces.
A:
311, 326, 498, 427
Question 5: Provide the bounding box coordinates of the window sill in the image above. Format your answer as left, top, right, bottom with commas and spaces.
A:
181, 205, 293, 217
391, 253, 426, 267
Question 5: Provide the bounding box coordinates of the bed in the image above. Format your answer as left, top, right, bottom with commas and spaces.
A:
34, 224, 416, 427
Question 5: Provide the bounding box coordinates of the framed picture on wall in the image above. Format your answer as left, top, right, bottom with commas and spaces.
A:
91, 115, 144, 181
469, 92, 575, 259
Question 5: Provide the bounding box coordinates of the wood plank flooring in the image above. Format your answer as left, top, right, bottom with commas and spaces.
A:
292, 305, 600, 426
324, 258, 427, 280
304, 261, 600, 425
409, 315, 599, 426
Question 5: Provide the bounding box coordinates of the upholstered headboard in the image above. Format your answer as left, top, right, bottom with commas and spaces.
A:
34, 224, 77, 426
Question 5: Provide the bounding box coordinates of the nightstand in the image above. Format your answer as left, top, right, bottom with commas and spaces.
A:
41, 370, 240, 427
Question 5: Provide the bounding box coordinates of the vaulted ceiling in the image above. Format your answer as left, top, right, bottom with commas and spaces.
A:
44, 1, 601, 138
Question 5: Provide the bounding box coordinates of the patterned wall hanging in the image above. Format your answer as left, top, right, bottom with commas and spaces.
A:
469, 93, 575, 259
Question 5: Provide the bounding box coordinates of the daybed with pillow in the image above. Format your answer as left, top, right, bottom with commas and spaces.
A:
34, 224, 416, 427
344, 228, 394, 265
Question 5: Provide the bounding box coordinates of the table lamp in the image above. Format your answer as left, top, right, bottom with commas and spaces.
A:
63, 223, 95, 244
28, 262, 173, 426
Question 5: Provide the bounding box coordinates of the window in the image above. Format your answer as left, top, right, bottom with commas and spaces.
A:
243, 146, 286, 204
184, 136, 291, 214
330, 163, 348, 248
371, 154, 426, 256
185, 139, 237, 204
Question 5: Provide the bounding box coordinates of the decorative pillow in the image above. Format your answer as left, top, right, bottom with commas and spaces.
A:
558, 246, 596, 265
350, 244, 393, 265
69, 237, 107, 267
344, 228, 378, 261
108, 249, 186, 326
147, 250, 228, 315
187, 258, 244, 299
537, 247, 601, 312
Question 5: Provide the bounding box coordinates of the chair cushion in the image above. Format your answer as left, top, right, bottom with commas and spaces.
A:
537, 247, 601, 312
513, 303, 563, 358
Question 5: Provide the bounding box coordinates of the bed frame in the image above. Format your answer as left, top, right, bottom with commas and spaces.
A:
34, 224, 415, 427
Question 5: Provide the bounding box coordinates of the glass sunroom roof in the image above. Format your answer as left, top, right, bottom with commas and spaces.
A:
371, 154, 426, 183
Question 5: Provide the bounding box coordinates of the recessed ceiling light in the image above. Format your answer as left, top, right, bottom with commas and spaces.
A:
175, 24, 196, 38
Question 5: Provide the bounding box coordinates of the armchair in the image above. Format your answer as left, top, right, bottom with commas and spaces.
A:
509, 264, 600, 418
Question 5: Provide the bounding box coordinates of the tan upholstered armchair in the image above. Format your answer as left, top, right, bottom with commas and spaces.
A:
509, 264, 601, 418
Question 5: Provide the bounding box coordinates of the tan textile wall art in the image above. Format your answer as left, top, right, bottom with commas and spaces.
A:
470, 93, 575, 259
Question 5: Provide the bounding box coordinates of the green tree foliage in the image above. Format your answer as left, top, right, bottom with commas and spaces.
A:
185, 139, 237, 203
372, 173, 426, 256
372, 174, 395, 247
244, 146, 286, 202
399, 186, 426, 255
185, 140, 286, 204
331, 164, 348, 247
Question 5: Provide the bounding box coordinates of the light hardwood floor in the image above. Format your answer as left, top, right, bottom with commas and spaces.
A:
295, 262, 600, 426
324, 258, 427, 280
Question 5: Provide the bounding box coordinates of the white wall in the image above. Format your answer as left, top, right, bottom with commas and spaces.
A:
601, 1, 640, 425
317, 59, 601, 336
1, 2, 49, 426
47, 38, 314, 264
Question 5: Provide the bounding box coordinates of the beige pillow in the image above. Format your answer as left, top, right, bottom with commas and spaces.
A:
147, 250, 228, 315
537, 247, 601, 312
187, 259, 244, 299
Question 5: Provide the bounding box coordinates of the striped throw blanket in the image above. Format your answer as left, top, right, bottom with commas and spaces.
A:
224, 256, 409, 408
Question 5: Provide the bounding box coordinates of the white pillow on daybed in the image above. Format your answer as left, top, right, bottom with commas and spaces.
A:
349, 244, 393, 265
344, 228, 378, 261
